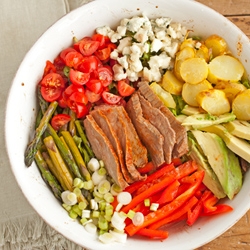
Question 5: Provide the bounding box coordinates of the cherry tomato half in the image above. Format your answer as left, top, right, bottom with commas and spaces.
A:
43, 60, 56, 77
97, 66, 113, 87
77, 55, 99, 73
86, 79, 103, 94
101, 91, 122, 104
85, 88, 102, 103
40, 73, 65, 102
92, 34, 110, 49
51, 114, 71, 131
117, 79, 135, 97
95, 47, 111, 61
69, 69, 90, 86
74, 102, 91, 118
78, 39, 100, 56
60, 47, 77, 63
65, 51, 84, 68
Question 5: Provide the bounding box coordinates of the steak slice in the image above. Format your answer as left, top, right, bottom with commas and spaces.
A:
138, 81, 188, 158
97, 105, 146, 182
126, 93, 165, 167
83, 115, 128, 189
138, 93, 176, 164
91, 109, 135, 184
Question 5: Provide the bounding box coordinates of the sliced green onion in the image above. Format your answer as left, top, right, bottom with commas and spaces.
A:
98, 167, 107, 176
90, 199, 98, 210
98, 215, 109, 230
82, 180, 94, 190
144, 198, 151, 207
72, 204, 82, 216
127, 210, 135, 219
73, 178, 83, 188
92, 210, 100, 218
117, 191, 132, 205
61, 191, 77, 206
111, 212, 126, 231
80, 217, 88, 225
132, 212, 144, 226
87, 158, 100, 172
73, 187, 82, 197
62, 203, 71, 212
84, 222, 97, 234
92, 170, 106, 185
82, 209, 91, 218
99, 201, 106, 211
98, 180, 111, 195
99, 160, 105, 168
69, 210, 78, 219
78, 201, 87, 210
109, 230, 127, 243
104, 192, 114, 203
150, 203, 159, 211
110, 183, 122, 196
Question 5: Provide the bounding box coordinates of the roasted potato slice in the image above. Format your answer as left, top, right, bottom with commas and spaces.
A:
182, 80, 213, 107
232, 89, 250, 120
180, 58, 208, 84
205, 34, 227, 57
208, 55, 244, 84
161, 70, 184, 95
197, 89, 231, 115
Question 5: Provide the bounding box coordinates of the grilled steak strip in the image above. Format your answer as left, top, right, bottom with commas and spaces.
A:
83, 115, 128, 189
126, 93, 165, 167
91, 109, 135, 184
138, 93, 176, 163
96, 106, 146, 182
138, 81, 188, 158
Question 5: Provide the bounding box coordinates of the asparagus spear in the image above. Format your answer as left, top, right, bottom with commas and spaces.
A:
35, 150, 63, 201
69, 109, 77, 137
61, 131, 91, 181
73, 135, 90, 164
75, 120, 94, 158
37, 86, 49, 115
24, 101, 58, 167
43, 135, 88, 204
46, 123, 83, 180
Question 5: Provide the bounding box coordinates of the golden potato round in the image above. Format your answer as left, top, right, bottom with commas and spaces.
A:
182, 80, 213, 107
232, 89, 250, 120
161, 70, 183, 95
179, 38, 196, 50
197, 89, 231, 115
207, 55, 244, 84
215, 82, 247, 104
205, 34, 227, 57
180, 58, 208, 84
195, 43, 210, 62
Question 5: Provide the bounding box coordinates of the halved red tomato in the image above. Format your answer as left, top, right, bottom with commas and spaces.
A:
60, 47, 77, 63
65, 51, 84, 68
73, 37, 92, 51
40, 73, 65, 102
117, 79, 135, 97
43, 60, 56, 77
102, 91, 122, 104
75, 102, 91, 118
92, 34, 110, 49
78, 39, 100, 56
77, 55, 99, 73
51, 114, 71, 131
67, 91, 88, 106
85, 88, 102, 103
95, 47, 111, 61
69, 69, 90, 86
86, 79, 103, 94
63, 84, 85, 98
97, 66, 113, 87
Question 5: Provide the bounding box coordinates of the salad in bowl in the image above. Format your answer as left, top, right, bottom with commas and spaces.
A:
5, 0, 250, 249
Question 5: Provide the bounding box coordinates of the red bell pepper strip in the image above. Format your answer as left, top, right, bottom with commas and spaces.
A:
122, 161, 199, 214
136, 228, 169, 240
149, 196, 198, 230
125, 170, 204, 236
124, 163, 175, 195
202, 204, 233, 216
157, 180, 180, 205
202, 192, 219, 213
186, 189, 212, 226
138, 162, 155, 175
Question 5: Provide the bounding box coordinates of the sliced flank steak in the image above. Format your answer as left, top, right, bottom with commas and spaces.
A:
138, 93, 176, 164
95, 105, 146, 182
138, 81, 189, 158
126, 92, 165, 167
83, 115, 128, 189
90, 109, 135, 184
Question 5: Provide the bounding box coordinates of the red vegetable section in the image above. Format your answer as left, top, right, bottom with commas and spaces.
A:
119, 160, 233, 240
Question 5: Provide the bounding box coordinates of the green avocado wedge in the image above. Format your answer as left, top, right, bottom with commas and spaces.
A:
189, 130, 242, 200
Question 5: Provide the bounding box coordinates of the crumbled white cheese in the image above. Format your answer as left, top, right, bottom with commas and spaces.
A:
96, 15, 187, 83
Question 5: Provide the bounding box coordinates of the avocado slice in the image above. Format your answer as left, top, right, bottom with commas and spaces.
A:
191, 130, 242, 199
188, 134, 226, 199
182, 112, 236, 129
224, 120, 250, 140
201, 124, 250, 163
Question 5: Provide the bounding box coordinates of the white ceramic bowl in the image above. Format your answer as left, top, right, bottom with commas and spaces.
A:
5, 0, 250, 249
